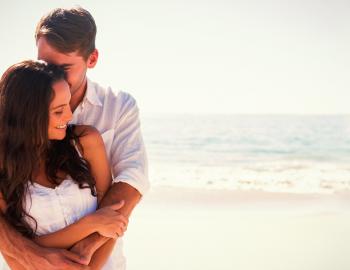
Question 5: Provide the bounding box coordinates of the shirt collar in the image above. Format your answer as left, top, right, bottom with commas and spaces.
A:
85, 78, 103, 107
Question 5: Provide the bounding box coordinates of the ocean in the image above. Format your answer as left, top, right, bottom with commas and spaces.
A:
141, 114, 350, 194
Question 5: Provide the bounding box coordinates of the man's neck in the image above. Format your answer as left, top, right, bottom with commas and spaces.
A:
70, 80, 88, 112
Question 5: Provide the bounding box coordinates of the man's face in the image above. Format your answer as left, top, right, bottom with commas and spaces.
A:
37, 37, 89, 99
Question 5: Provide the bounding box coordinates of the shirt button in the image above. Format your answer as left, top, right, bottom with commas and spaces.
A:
81, 100, 87, 110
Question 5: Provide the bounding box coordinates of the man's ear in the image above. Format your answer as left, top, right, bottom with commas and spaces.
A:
87, 49, 98, 68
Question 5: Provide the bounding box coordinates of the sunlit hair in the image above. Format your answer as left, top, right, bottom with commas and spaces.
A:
0, 60, 96, 237
35, 7, 96, 60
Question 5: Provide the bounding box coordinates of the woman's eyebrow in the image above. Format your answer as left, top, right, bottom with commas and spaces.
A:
50, 104, 67, 110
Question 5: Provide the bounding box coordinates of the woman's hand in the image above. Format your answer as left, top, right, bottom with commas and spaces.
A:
89, 201, 128, 239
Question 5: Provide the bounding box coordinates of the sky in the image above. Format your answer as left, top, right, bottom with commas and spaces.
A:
0, 0, 349, 115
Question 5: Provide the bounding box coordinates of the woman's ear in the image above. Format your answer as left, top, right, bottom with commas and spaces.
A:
87, 49, 99, 68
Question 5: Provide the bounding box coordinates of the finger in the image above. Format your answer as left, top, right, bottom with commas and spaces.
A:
65, 260, 91, 270
119, 222, 127, 232
116, 227, 124, 237
114, 220, 128, 232
110, 232, 118, 239
108, 200, 125, 211
62, 250, 87, 265
99, 230, 118, 239
115, 214, 129, 226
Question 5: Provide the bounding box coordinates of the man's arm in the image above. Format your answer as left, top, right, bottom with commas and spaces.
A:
89, 239, 116, 270
99, 182, 141, 217
110, 92, 150, 198
2, 254, 26, 270
0, 215, 89, 270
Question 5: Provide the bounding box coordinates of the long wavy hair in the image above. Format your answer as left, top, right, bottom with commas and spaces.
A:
0, 60, 96, 237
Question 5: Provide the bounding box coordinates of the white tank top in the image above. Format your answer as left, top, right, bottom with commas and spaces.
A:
24, 141, 98, 236
22, 177, 124, 270
23, 176, 98, 236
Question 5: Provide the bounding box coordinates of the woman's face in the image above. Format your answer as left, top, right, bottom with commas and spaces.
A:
48, 79, 73, 140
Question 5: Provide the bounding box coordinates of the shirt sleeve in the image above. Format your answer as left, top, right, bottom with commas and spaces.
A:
110, 91, 150, 195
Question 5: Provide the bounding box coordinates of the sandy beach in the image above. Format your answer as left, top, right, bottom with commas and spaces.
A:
124, 187, 350, 270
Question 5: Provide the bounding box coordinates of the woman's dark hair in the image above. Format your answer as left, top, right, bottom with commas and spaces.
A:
0, 60, 96, 237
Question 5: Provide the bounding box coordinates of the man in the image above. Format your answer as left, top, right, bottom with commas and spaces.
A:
0, 7, 149, 270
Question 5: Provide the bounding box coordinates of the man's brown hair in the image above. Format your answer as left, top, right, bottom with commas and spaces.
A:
35, 7, 97, 60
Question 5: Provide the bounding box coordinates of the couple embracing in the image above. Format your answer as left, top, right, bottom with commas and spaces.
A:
0, 6, 149, 270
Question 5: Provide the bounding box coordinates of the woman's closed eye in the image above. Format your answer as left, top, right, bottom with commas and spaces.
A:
54, 111, 64, 116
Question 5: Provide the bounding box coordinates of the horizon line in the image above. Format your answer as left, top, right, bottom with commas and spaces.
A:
141, 112, 350, 116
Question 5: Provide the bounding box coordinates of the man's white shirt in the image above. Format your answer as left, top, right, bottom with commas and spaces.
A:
71, 78, 149, 194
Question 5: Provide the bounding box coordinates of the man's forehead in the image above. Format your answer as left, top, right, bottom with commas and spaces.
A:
37, 37, 81, 64
37, 51, 78, 66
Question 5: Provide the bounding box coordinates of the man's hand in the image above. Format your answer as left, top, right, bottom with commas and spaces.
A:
0, 215, 89, 270
70, 233, 109, 266
24, 247, 91, 270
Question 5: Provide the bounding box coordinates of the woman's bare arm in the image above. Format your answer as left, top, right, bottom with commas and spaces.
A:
34, 214, 99, 249
75, 125, 112, 202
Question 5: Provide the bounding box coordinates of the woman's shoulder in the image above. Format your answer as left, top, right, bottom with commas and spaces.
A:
72, 125, 104, 151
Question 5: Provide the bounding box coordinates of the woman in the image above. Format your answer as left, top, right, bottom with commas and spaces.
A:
0, 60, 126, 269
